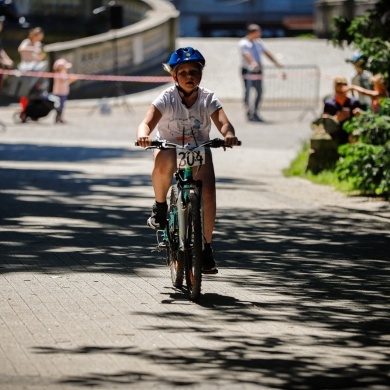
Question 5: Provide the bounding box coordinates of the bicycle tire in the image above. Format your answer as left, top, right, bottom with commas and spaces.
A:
184, 191, 203, 302
167, 186, 184, 288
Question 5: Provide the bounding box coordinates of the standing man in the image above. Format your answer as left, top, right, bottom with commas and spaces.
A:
239, 24, 283, 122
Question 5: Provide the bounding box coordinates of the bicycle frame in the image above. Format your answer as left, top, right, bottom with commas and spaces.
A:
136, 138, 240, 301
174, 165, 204, 252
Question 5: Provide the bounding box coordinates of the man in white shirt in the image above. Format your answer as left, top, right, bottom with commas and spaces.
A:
239, 24, 283, 122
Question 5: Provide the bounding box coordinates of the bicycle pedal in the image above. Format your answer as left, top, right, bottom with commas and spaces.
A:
158, 242, 167, 249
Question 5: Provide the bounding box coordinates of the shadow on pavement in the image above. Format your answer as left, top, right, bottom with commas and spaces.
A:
1, 142, 390, 388
0, 143, 134, 162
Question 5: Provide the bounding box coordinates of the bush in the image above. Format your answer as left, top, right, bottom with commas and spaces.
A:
335, 98, 390, 199
285, 99, 390, 200
336, 143, 390, 197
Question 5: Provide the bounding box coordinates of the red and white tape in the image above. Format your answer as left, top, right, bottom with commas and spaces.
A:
0, 68, 173, 83
0, 67, 328, 83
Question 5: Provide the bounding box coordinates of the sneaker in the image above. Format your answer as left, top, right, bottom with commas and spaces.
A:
147, 201, 167, 230
202, 244, 218, 274
249, 113, 265, 123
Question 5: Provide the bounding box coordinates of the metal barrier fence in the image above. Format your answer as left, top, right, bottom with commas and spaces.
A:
259, 65, 320, 119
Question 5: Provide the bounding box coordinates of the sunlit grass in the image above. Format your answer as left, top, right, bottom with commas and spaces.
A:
283, 142, 354, 194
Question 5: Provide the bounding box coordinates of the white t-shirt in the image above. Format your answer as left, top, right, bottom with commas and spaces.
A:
152, 86, 222, 144
238, 37, 266, 70
18, 39, 42, 62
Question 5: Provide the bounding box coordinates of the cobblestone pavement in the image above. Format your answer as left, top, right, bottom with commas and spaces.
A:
0, 38, 389, 389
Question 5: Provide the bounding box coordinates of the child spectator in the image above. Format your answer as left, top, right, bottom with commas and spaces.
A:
349, 73, 389, 114
52, 58, 76, 123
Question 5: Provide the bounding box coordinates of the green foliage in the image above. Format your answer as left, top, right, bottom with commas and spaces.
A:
331, 16, 353, 45
331, 0, 390, 77
283, 143, 353, 194
287, 1, 390, 199
283, 142, 310, 176
335, 143, 390, 197
335, 98, 390, 198
285, 100, 390, 199
328, 1, 390, 199
343, 106, 390, 146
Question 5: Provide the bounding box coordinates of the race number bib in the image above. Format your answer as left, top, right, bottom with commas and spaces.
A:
177, 147, 206, 168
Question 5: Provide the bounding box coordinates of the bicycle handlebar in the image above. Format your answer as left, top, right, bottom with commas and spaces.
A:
135, 138, 242, 149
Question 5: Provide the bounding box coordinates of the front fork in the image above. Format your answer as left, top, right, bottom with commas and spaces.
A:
177, 184, 204, 252
159, 183, 204, 254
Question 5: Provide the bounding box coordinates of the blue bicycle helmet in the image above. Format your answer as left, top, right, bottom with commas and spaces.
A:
346, 52, 367, 65
167, 47, 205, 69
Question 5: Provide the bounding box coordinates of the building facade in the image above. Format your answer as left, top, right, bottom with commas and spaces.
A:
3, 0, 178, 99
169, 0, 316, 37
315, 0, 378, 38
12, 0, 379, 38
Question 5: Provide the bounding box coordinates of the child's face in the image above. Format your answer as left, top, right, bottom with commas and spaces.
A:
30, 30, 44, 42
174, 63, 202, 91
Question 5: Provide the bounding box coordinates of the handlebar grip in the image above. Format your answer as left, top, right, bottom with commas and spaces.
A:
222, 140, 242, 146
135, 139, 241, 147
135, 141, 161, 147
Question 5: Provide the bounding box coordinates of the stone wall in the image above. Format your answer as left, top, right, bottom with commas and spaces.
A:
43, 0, 179, 98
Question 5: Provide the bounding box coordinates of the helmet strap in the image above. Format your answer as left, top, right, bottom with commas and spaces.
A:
176, 84, 198, 99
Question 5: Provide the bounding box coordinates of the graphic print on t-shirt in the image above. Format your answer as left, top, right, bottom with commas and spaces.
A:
168, 116, 202, 142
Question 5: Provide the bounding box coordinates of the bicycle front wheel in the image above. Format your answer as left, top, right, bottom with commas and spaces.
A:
167, 186, 184, 288
184, 191, 203, 302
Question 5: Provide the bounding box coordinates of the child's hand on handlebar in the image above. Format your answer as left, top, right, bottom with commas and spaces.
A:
224, 134, 239, 147
137, 136, 152, 147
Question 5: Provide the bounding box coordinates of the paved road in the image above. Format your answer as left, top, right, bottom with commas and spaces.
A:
0, 38, 389, 389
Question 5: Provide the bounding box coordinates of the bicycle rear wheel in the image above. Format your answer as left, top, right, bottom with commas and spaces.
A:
184, 191, 203, 302
167, 186, 184, 288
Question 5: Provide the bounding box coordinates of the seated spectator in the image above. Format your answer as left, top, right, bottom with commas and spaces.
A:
349, 73, 389, 114
320, 76, 361, 145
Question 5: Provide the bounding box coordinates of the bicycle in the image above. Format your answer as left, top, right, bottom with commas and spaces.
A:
136, 138, 241, 302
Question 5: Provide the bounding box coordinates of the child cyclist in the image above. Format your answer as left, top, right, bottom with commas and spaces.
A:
136, 47, 238, 274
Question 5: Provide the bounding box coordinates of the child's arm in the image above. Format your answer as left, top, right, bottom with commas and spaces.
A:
211, 108, 238, 147
68, 73, 78, 84
136, 105, 162, 147
349, 84, 378, 98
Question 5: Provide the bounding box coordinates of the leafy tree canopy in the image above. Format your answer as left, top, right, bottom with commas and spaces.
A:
331, 0, 390, 77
